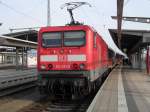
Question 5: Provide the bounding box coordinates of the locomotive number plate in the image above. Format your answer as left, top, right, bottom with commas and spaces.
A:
55, 65, 70, 69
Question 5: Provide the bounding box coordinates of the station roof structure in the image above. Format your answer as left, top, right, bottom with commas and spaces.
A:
0, 30, 38, 49
4, 30, 38, 42
0, 35, 37, 49
109, 29, 150, 55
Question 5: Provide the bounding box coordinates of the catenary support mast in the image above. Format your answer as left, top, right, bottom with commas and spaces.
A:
117, 0, 124, 49
47, 0, 51, 26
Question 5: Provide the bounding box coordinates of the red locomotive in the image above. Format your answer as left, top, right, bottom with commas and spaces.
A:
37, 25, 114, 96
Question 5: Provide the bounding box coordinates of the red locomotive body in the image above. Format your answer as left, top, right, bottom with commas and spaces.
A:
37, 25, 111, 96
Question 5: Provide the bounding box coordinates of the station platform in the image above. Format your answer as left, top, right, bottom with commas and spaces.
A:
87, 66, 150, 112
0, 69, 37, 90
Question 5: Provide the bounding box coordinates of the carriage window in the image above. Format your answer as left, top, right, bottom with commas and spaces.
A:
64, 31, 85, 46
42, 32, 62, 47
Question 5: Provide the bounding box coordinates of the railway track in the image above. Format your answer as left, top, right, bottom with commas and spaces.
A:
0, 69, 111, 112
46, 95, 94, 112
0, 81, 37, 97
18, 71, 110, 112
0, 86, 42, 112
19, 93, 95, 112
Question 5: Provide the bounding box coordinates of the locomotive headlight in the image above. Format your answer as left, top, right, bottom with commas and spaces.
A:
79, 63, 85, 70
41, 64, 46, 70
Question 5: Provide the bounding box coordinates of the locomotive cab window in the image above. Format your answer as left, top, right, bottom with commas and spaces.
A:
64, 31, 85, 46
42, 32, 62, 47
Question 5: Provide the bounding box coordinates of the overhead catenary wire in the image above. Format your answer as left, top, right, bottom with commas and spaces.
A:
82, 4, 112, 31
0, 0, 43, 24
80, 7, 95, 26
91, 0, 115, 28
79, 5, 107, 30
92, 5, 108, 29
77, 4, 104, 29
80, 5, 123, 54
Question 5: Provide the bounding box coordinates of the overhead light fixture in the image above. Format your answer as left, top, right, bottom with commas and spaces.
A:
147, 19, 150, 23
135, 18, 138, 21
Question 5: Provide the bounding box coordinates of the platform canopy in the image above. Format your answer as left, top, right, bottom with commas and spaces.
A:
4, 30, 38, 42
109, 29, 150, 55
0, 30, 38, 49
0, 35, 37, 49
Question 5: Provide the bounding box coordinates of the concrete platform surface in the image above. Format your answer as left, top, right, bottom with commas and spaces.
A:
87, 67, 150, 112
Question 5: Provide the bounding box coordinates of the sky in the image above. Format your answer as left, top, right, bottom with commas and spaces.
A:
0, 0, 150, 54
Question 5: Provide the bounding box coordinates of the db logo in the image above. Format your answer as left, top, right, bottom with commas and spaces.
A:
58, 55, 67, 62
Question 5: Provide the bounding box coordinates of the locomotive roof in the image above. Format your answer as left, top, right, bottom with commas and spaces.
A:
40, 25, 92, 30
